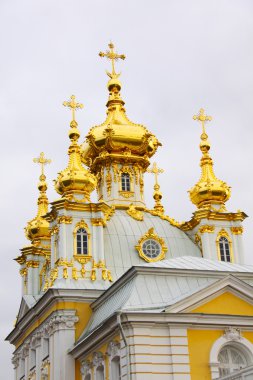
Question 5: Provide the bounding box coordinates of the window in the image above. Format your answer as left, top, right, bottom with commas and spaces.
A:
121, 173, 130, 191
96, 365, 104, 380
142, 239, 161, 259
76, 228, 88, 255
43, 338, 49, 360
218, 345, 248, 376
219, 236, 231, 262
111, 356, 121, 380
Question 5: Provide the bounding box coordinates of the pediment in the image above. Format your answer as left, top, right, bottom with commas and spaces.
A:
165, 275, 253, 315
16, 295, 38, 323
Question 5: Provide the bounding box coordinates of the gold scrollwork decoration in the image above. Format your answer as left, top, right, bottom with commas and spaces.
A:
135, 227, 167, 263
127, 203, 144, 221
119, 190, 134, 198
26, 260, 40, 268
199, 225, 215, 233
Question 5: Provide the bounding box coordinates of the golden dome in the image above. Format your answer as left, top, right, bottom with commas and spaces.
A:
81, 44, 161, 172
54, 96, 97, 201
189, 109, 231, 210
25, 173, 50, 244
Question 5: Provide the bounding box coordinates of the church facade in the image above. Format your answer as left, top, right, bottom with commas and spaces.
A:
6, 44, 253, 380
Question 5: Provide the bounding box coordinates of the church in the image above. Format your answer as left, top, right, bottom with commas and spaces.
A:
6, 43, 253, 380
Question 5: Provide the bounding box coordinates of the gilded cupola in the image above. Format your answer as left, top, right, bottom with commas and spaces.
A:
25, 152, 51, 244
81, 43, 161, 173
189, 108, 231, 210
54, 95, 97, 201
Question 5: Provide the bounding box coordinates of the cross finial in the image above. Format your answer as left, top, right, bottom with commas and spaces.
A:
193, 108, 212, 135
63, 95, 84, 123
147, 162, 164, 186
33, 152, 51, 176
99, 42, 126, 78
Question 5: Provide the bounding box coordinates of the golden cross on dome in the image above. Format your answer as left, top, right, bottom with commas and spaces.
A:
33, 152, 51, 176
99, 42, 126, 77
63, 95, 84, 122
193, 108, 212, 134
147, 162, 164, 185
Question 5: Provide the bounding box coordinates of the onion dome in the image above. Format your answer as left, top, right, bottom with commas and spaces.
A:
54, 95, 97, 201
81, 43, 161, 172
25, 153, 51, 244
189, 108, 231, 210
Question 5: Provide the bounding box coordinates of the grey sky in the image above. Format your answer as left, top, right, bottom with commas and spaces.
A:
1, 0, 253, 377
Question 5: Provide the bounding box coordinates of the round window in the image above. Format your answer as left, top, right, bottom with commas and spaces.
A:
142, 239, 161, 259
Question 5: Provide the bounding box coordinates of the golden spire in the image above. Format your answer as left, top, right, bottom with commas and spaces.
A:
147, 162, 164, 214
55, 95, 97, 201
25, 152, 51, 244
99, 42, 126, 78
189, 108, 231, 210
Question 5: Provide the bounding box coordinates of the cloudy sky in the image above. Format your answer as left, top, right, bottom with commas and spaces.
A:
1, 0, 253, 377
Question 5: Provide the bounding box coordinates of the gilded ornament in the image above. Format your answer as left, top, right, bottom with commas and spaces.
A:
127, 203, 144, 221
55, 95, 97, 201
25, 153, 51, 245
199, 225, 215, 233
72, 267, 78, 280
119, 190, 134, 198
106, 170, 112, 196
112, 163, 119, 182
230, 226, 243, 235
26, 260, 40, 268
147, 162, 165, 214
189, 109, 231, 209
91, 269, 96, 281
20, 268, 27, 277
135, 227, 167, 263
91, 218, 104, 226
50, 225, 59, 236
63, 267, 68, 279
57, 215, 73, 224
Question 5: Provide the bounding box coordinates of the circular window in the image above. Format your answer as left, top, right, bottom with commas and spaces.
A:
142, 239, 161, 259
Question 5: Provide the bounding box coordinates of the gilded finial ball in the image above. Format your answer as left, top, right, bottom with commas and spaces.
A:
107, 77, 122, 92
38, 174, 47, 192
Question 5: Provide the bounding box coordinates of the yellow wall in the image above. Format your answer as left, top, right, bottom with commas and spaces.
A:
16, 300, 92, 348
191, 291, 253, 315
188, 291, 253, 379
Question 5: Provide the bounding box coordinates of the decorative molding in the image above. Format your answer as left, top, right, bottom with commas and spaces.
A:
41, 359, 50, 380
92, 351, 104, 368
224, 327, 242, 341
50, 225, 59, 236
119, 190, 134, 198
199, 225, 215, 233
106, 340, 120, 357
80, 360, 92, 377
230, 226, 243, 235
43, 310, 79, 336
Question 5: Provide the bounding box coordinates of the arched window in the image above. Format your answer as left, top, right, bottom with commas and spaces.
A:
219, 236, 231, 262
121, 173, 130, 192
96, 365, 104, 380
111, 356, 121, 380
76, 228, 88, 255
218, 345, 248, 376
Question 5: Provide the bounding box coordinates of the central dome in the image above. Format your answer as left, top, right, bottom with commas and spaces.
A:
81, 76, 161, 172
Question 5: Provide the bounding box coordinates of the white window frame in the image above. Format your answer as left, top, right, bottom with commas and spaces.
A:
209, 328, 253, 379
107, 341, 121, 380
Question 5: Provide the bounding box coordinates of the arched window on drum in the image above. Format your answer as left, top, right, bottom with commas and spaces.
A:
121, 173, 131, 192
76, 228, 88, 255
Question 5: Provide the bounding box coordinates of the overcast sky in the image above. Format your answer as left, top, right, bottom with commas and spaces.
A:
1, 0, 253, 377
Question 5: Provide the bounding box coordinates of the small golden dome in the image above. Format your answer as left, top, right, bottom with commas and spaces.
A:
54, 96, 97, 201
25, 174, 50, 244
189, 109, 231, 210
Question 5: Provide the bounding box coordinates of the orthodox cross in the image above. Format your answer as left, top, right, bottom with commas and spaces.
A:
63, 95, 84, 122
33, 152, 51, 176
99, 42, 126, 76
147, 162, 164, 186
193, 108, 212, 135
